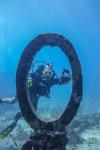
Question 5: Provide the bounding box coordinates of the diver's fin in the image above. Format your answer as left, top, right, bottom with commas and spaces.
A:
0, 112, 22, 139
0, 123, 16, 139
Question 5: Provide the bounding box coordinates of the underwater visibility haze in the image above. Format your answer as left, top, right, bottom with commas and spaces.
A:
0, 0, 100, 149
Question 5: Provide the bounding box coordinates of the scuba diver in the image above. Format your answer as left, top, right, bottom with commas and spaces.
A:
28, 63, 71, 110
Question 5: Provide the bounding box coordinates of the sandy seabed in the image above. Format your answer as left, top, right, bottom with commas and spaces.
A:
0, 101, 100, 150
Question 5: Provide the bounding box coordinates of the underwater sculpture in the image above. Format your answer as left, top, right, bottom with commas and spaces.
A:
16, 33, 83, 150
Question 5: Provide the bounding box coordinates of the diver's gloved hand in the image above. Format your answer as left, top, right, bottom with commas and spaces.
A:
60, 69, 71, 84
46, 89, 51, 98
62, 69, 71, 78
46, 93, 50, 98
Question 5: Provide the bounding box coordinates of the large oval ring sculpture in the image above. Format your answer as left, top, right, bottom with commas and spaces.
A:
16, 33, 83, 130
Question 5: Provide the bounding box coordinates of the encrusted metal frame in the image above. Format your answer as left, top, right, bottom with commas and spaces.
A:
16, 33, 83, 130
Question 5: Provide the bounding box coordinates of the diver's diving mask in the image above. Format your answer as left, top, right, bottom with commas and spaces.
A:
41, 66, 53, 80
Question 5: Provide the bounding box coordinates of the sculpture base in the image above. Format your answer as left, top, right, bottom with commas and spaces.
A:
21, 128, 68, 150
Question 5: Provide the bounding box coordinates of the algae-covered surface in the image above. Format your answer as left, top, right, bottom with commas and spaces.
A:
0, 101, 100, 150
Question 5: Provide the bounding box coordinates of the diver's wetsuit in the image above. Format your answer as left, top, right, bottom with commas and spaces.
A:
29, 66, 71, 110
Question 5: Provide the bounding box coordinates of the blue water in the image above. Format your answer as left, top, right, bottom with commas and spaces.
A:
0, 1, 100, 149
0, 1, 100, 113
